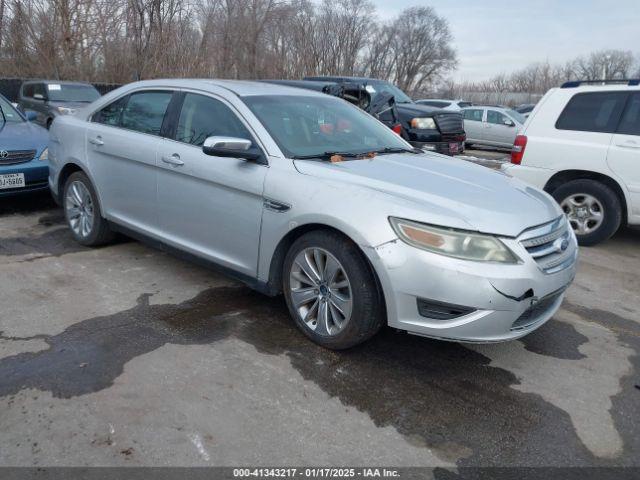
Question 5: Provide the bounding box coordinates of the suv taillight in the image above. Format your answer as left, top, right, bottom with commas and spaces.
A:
511, 135, 527, 165
392, 124, 402, 135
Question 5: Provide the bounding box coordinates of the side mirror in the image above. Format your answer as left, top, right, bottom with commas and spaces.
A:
33, 93, 45, 101
503, 119, 515, 127
25, 110, 38, 121
202, 136, 266, 164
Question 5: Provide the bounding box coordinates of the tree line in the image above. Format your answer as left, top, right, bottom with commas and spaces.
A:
0, 0, 457, 95
440, 49, 638, 102
1, 1, 637, 99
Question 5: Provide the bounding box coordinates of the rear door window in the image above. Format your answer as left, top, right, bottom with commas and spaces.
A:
120, 91, 173, 136
617, 93, 640, 136
464, 109, 483, 121
556, 92, 628, 133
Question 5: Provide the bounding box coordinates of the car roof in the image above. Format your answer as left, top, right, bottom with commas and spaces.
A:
463, 105, 510, 110
305, 76, 382, 83
121, 79, 328, 98
22, 80, 95, 86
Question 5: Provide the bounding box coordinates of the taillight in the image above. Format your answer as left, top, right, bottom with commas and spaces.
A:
511, 135, 527, 165
392, 124, 402, 135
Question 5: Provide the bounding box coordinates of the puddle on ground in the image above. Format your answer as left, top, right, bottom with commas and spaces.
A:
4, 285, 634, 467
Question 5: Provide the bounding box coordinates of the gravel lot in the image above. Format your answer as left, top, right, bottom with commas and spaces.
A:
1, 170, 639, 471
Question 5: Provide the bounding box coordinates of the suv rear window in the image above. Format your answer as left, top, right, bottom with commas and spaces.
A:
556, 92, 628, 133
617, 93, 640, 136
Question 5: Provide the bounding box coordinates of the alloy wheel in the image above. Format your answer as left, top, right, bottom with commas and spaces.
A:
289, 247, 353, 336
561, 193, 604, 236
65, 180, 95, 238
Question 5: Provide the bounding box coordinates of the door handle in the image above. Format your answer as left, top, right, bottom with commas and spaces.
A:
617, 141, 640, 149
89, 136, 104, 146
161, 154, 184, 166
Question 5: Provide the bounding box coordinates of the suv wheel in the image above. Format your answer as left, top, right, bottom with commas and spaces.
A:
63, 172, 115, 246
283, 230, 385, 349
552, 179, 622, 246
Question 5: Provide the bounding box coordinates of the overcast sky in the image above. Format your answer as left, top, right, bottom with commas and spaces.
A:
371, 0, 638, 81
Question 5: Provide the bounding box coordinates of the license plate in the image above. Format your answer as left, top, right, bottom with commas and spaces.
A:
0, 173, 25, 190
449, 142, 460, 154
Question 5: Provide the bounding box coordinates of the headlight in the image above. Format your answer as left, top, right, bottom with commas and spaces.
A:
38, 148, 48, 161
57, 106, 76, 115
389, 217, 520, 263
410, 117, 437, 129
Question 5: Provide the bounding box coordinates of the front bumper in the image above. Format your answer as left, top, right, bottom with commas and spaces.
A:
365, 220, 578, 342
407, 129, 466, 156
0, 161, 49, 197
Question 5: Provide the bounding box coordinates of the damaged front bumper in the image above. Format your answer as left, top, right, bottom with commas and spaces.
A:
364, 221, 578, 342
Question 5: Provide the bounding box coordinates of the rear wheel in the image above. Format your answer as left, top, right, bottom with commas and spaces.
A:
283, 230, 385, 349
552, 179, 621, 246
63, 172, 115, 246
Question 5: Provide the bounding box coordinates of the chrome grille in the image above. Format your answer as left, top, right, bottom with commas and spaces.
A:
435, 113, 464, 134
0, 150, 37, 165
520, 217, 575, 274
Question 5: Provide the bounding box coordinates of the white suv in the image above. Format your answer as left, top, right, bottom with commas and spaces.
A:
502, 80, 640, 245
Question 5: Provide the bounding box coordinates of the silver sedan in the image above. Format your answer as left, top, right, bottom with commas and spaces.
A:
48, 79, 578, 349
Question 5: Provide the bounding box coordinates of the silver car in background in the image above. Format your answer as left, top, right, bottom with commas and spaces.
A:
48, 79, 577, 349
462, 105, 527, 149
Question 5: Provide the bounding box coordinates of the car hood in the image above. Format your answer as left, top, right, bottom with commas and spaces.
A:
293, 153, 562, 238
49, 100, 93, 110
397, 102, 445, 117
0, 121, 48, 151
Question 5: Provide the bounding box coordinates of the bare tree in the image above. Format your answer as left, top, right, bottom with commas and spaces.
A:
362, 6, 457, 95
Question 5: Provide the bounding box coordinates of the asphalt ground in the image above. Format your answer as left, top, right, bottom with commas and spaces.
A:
0, 176, 638, 473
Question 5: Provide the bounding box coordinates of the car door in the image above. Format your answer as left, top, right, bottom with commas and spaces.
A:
86, 90, 174, 234
156, 91, 268, 277
608, 92, 640, 219
485, 110, 516, 147
462, 108, 485, 143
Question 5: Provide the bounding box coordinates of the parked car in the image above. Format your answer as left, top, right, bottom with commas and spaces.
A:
0, 94, 49, 196
415, 99, 473, 111
462, 105, 527, 149
18, 80, 101, 129
515, 103, 536, 118
305, 76, 466, 155
49, 79, 577, 349
262, 79, 402, 133
502, 79, 640, 246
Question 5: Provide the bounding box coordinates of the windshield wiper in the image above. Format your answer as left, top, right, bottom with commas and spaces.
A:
371, 146, 423, 155
292, 151, 365, 161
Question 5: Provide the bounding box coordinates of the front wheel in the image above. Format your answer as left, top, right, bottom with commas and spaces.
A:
283, 230, 385, 349
552, 179, 622, 246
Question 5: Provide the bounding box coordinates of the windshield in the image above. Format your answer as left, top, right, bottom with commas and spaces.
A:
47, 84, 100, 102
507, 109, 527, 124
0, 95, 24, 123
365, 80, 413, 104
243, 95, 411, 159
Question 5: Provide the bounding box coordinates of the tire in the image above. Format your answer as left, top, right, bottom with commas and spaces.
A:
552, 179, 622, 246
465, 142, 473, 149
283, 230, 385, 349
63, 171, 115, 246
46, 118, 53, 130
